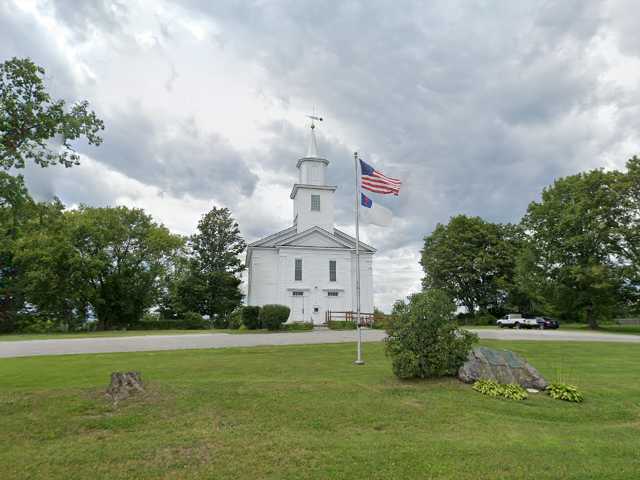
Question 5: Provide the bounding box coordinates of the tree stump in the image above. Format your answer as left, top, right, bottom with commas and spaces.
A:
105, 371, 145, 402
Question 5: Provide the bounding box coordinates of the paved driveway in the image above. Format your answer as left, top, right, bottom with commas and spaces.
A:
0, 328, 637, 359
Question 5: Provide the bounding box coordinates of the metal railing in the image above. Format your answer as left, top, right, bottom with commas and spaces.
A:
324, 310, 375, 327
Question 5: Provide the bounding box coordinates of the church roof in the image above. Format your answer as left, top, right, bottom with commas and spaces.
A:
248, 225, 376, 253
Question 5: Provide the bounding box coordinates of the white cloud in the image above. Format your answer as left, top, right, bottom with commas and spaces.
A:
4, 0, 640, 310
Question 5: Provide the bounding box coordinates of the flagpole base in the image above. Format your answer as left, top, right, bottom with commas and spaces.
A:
353, 360, 365, 365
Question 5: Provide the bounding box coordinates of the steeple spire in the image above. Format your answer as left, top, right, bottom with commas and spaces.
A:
305, 114, 323, 158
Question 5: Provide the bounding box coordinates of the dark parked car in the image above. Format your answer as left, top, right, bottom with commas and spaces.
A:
536, 317, 559, 329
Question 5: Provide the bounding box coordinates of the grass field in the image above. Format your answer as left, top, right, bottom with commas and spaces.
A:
0, 328, 301, 341
467, 323, 640, 335
1, 341, 639, 479
558, 323, 640, 335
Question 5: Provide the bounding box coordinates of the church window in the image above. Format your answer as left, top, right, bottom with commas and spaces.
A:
327, 291, 339, 297
329, 260, 336, 282
295, 258, 302, 281
311, 194, 320, 211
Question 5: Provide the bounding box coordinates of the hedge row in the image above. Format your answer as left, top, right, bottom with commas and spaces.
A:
135, 305, 297, 331
133, 311, 209, 330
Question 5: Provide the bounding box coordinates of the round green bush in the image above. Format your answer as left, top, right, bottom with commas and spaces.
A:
260, 304, 291, 330
385, 289, 478, 379
242, 306, 262, 329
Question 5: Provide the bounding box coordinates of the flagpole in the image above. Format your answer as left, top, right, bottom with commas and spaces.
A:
354, 151, 364, 365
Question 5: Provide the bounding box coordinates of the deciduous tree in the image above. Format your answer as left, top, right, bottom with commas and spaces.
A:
420, 215, 525, 316
15, 206, 183, 330
0, 172, 35, 331
0, 57, 104, 169
518, 169, 626, 327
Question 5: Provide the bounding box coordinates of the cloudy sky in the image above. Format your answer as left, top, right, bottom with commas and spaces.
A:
2, 0, 640, 310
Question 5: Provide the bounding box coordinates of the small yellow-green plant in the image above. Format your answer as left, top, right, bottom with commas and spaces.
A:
547, 383, 584, 403
472, 379, 528, 400
501, 383, 528, 400
472, 379, 502, 397
473, 379, 528, 400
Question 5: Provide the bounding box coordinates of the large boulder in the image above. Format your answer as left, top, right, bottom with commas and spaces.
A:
458, 346, 548, 389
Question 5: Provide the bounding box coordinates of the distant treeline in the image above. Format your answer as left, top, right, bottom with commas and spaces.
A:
0, 173, 246, 333
420, 156, 640, 328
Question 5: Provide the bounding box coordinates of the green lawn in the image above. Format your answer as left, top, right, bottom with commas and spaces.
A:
0, 328, 296, 341
558, 323, 640, 335
470, 323, 640, 335
1, 341, 639, 479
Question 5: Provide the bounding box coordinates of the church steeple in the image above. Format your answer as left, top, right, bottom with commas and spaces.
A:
296, 117, 329, 186
290, 116, 337, 233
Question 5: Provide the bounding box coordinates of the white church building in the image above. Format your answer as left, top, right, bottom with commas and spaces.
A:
246, 125, 375, 324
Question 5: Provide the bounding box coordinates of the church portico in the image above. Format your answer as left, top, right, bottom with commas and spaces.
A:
246, 122, 375, 324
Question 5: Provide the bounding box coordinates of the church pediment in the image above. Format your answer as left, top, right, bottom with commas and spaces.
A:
274, 226, 376, 252
248, 225, 298, 248
280, 228, 351, 249
249, 225, 376, 253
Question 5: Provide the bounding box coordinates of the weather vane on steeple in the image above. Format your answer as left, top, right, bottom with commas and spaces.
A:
307, 114, 323, 129
305, 112, 323, 157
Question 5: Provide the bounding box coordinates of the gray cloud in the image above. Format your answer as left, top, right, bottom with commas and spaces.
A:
3, 0, 640, 309
182, 0, 631, 236
0, 2, 78, 99
86, 106, 258, 200
48, 0, 128, 41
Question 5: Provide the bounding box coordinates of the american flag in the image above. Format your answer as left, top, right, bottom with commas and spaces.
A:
359, 159, 401, 195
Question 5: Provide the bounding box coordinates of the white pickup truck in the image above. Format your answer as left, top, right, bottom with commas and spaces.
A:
496, 314, 540, 329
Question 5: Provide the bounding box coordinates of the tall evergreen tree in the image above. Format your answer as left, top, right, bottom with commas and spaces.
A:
166, 207, 246, 324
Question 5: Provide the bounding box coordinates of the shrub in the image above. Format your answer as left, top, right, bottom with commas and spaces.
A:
283, 322, 313, 331
390, 351, 421, 379
456, 312, 496, 326
16, 313, 58, 333
181, 311, 208, 329
385, 289, 478, 379
136, 311, 208, 330
211, 314, 229, 329
472, 379, 528, 400
260, 304, 290, 330
142, 312, 160, 323
242, 306, 262, 329
227, 309, 243, 330
547, 383, 584, 403
372, 313, 390, 330
327, 320, 357, 330
475, 312, 497, 326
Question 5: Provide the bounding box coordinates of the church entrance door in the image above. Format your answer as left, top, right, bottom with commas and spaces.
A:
291, 292, 305, 322
311, 287, 322, 325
